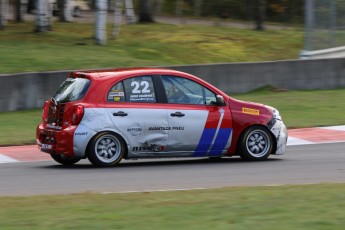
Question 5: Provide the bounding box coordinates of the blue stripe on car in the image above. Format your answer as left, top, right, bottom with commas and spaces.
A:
208, 128, 232, 156
193, 128, 217, 156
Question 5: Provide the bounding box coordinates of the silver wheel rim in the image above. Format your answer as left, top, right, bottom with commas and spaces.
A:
94, 135, 121, 163
246, 130, 270, 158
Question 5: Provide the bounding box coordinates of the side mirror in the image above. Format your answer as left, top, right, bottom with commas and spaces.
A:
216, 95, 226, 106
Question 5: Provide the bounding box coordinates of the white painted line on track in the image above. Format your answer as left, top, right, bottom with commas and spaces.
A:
287, 137, 315, 146
98, 182, 336, 195
0, 154, 19, 163
319, 125, 345, 131
100, 187, 211, 194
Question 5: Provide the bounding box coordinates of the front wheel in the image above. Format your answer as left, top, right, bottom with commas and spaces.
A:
50, 154, 81, 165
87, 132, 126, 167
239, 126, 274, 161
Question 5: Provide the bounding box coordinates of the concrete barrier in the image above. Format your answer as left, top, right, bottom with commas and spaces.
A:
0, 70, 70, 112
1, 58, 344, 112
171, 58, 345, 93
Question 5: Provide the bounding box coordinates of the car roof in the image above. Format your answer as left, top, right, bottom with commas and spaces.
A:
70, 67, 189, 80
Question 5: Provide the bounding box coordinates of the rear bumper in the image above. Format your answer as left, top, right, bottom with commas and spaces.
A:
36, 123, 76, 157
268, 119, 288, 155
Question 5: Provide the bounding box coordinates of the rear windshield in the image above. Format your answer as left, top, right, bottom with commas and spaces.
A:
53, 78, 91, 103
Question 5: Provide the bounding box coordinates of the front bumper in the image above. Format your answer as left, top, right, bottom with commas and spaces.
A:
268, 118, 288, 155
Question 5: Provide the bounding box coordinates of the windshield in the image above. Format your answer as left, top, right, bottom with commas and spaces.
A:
53, 78, 91, 103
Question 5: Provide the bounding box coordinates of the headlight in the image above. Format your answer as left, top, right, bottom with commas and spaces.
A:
267, 106, 282, 120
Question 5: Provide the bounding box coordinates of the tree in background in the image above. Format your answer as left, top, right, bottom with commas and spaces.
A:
112, 0, 123, 38
255, 0, 266, 30
139, 0, 154, 22
124, 0, 136, 23
194, 0, 202, 17
95, 0, 107, 44
57, 0, 67, 21
15, 0, 25, 22
58, 0, 75, 22
0, 0, 8, 29
35, 0, 52, 32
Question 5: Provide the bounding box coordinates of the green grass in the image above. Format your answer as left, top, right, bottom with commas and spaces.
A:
0, 109, 42, 146
1, 87, 345, 146
0, 21, 303, 74
234, 87, 345, 128
0, 184, 345, 229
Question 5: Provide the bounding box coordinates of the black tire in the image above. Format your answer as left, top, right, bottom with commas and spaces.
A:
50, 154, 81, 165
87, 132, 126, 167
239, 126, 274, 161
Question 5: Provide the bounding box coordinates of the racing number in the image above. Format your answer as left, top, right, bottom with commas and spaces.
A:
131, 81, 151, 94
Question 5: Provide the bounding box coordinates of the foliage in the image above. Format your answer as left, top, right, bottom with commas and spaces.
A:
156, 0, 304, 24
0, 21, 303, 74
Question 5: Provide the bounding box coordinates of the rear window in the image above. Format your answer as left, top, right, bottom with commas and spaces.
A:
53, 78, 91, 103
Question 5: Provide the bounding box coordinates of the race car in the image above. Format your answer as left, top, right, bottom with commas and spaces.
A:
36, 68, 288, 167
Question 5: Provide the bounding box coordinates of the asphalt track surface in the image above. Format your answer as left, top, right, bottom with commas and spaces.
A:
1, 143, 344, 196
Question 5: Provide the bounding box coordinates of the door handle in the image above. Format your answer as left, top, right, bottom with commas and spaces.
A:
113, 111, 128, 117
170, 112, 185, 117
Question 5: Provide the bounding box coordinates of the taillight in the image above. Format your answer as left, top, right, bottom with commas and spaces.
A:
42, 101, 49, 122
71, 105, 84, 125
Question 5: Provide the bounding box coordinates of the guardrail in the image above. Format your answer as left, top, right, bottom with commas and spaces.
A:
1, 57, 344, 112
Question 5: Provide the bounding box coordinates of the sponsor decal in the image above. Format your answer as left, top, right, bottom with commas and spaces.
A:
41, 144, 52, 150
148, 126, 184, 131
242, 107, 260, 116
113, 96, 121, 102
109, 91, 125, 97
129, 94, 155, 102
132, 144, 165, 152
46, 124, 62, 130
75, 132, 88, 136
127, 123, 142, 136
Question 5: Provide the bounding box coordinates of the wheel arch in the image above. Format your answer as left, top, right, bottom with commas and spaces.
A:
85, 130, 129, 159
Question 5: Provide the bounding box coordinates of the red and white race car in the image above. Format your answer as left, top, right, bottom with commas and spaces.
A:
36, 68, 287, 167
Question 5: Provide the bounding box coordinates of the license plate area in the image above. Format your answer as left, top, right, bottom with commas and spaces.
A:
39, 130, 57, 153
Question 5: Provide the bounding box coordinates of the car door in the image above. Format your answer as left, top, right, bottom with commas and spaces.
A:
161, 75, 233, 157
105, 75, 169, 157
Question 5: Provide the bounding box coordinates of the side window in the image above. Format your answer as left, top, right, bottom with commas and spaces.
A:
161, 75, 217, 105
204, 88, 217, 106
123, 76, 156, 103
107, 82, 126, 102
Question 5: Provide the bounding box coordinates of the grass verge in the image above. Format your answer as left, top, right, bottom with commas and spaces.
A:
234, 87, 345, 128
0, 184, 344, 229
0, 21, 303, 74
1, 87, 344, 146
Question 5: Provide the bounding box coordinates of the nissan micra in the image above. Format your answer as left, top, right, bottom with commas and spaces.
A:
36, 68, 288, 167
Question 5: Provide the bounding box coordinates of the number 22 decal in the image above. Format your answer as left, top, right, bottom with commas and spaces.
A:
131, 81, 151, 94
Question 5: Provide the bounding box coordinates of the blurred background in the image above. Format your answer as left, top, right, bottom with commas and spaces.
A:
0, 0, 345, 144
2, 1, 345, 50
1, 2, 345, 229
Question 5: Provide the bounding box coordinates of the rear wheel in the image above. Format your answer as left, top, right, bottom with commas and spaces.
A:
88, 132, 125, 167
50, 154, 81, 165
239, 126, 273, 161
